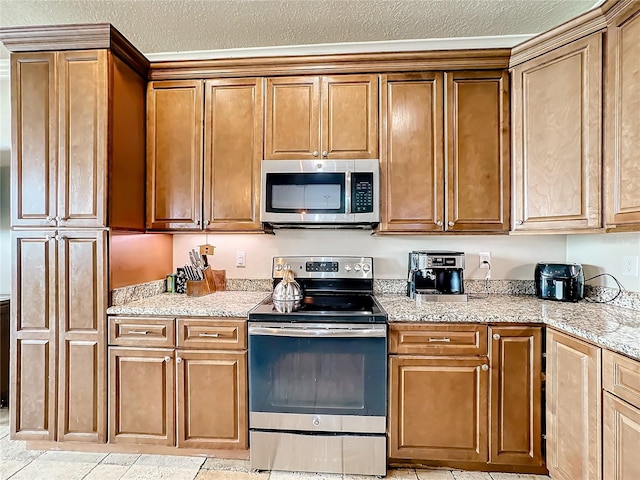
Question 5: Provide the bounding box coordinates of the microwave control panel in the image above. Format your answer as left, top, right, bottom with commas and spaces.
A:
351, 172, 374, 213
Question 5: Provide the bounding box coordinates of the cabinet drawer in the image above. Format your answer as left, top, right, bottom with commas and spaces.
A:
108, 317, 175, 347
604, 350, 640, 409
177, 318, 246, 350
389, 324, 487, 355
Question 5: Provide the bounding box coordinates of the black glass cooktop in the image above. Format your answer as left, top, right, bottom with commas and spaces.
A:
248, 293, 388, 323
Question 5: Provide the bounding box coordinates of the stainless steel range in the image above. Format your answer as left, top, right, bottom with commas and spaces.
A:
248, 256, 387, 477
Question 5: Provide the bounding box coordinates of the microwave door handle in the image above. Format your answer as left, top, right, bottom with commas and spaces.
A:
345, 171, 352, 215
248, 325, 386, 338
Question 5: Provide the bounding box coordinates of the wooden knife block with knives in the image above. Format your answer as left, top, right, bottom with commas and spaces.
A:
185, 247, 226, 296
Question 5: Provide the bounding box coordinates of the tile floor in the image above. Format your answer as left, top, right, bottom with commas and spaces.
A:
0, 409, 550, 480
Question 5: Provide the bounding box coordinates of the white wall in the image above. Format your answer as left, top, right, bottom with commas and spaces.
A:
0, 75, 11, 295
173, 231, 567, 281
567, 232, 640, 292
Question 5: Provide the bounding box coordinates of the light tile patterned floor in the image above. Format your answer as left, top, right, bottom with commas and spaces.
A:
0, 409, 550, 480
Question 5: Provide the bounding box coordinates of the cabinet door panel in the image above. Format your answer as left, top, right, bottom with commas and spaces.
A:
57, 50, 108, 228
546, 329, 602, 480
176, 350, 247, 449
512, 34, 602, 231
604, 391, 640, 480
109, 348, 175, 445
204, 78, 262, 231
11, 53, 57, 227
11, 232, 57, 440
606, 4, 640, 227
265, 77, 320, 159
389, 355, 488, 462
489, 326, 543, 467
57, 231, 107, 442
446, 71, 509, 232
322, 75, 378, 159
380, 73, 444, 232
147, 80, 203, 230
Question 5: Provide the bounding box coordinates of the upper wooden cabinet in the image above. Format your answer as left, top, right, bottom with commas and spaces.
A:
546, 329, 602, 480
511, 34, 603, 232
10, 50, 146, 230
147, 78, 264, 231
380, 71, 509, 233
605, 1, 640, 229
265, 75, 378, 160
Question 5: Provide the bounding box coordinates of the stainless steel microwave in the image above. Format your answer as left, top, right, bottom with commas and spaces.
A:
260, 159, 380, 227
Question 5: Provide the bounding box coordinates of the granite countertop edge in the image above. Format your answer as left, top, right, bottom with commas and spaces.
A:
107, 292, 640, 362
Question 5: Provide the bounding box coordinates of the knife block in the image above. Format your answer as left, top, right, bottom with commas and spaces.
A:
186, 280, 210, 297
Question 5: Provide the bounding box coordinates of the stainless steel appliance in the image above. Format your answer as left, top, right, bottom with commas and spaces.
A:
407, 250, 467, 302
535, 262, 584, 302
260, 159, 380, 227
248, 256, 387, 476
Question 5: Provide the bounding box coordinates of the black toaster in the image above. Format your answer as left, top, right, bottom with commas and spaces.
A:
535, 262, 584, 302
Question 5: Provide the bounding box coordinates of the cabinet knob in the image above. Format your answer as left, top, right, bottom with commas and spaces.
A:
55, 215, 62, 222
164, 356, 171, 363
448, 221, 455, 227
176, 357, 182, 364
46, 215, 54, 222
516, 220, 523, 225
322, 151, 328, 157
205, 220, 211, 226
45, 235, 52, 242
493, 333, 500, 340
436, 220, 443, 227
313, 418, 320, 426
312, 151, 319, 157
55, 234, 65, 242
481, 364, 489, 371
194, 220, 200, 226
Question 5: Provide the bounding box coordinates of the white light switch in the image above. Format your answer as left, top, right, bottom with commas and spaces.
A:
236, 251, 246, 268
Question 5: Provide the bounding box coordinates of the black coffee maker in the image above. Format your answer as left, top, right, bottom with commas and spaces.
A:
407, 251, 467, 302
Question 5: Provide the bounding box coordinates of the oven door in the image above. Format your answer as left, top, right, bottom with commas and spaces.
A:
248, 322, 387, 433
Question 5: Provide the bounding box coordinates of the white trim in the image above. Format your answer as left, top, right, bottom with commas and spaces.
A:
0, 60, 9, 78
145, 34, 535, 62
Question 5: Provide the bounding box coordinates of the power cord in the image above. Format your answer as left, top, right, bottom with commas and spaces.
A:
469, 261, 492, 299
583, 273, 625, 303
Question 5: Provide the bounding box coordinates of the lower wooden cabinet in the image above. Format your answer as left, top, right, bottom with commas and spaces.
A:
107, 316, 248, 450
546, 329, 602, 480
388, 323, 543, 471
603, 392, 640, 480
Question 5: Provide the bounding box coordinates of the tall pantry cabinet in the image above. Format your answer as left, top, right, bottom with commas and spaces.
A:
2, 25, 148, 442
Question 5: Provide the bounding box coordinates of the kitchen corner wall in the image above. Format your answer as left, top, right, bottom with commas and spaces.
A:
173, 231, 567, 282
567, 232, 640, 292
0, 75, 11, 295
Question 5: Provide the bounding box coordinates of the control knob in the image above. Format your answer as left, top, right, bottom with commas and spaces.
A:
275, 264, 283, 271
344, 264, 352, 271
362, 264, 371, 272
354, 264, 362, 272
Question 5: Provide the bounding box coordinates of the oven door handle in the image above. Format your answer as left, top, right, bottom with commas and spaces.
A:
248, 325, 386, 338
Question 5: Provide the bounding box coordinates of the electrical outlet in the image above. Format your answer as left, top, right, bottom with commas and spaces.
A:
479, 252, 491, 269
236, 251, 246, 268
622, 255, 639, 276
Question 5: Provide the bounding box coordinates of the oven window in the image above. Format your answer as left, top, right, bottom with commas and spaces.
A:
265, 173, 345, 213
249, 334, 386, 416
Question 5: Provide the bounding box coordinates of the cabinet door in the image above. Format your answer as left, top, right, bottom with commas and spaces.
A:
57, 50, 108, 228
321, 75, 378, 159
389, 355, 489, 462
546, 329, 602, 480
10, 53, 57, 228
512, 34, 602, 232
203, 78, 263, 231
379, 73, 444, 232
446, 71, 509, 233
489, 326, 543, 467
11, 231, 57, 440
57, 231, 107, 442
603, 391, 640, 480
176, 350, 247, 449
265, 76, 320, 160
147, 80, 203, 230
109, 347, 175, 445
605, 2, 640, 228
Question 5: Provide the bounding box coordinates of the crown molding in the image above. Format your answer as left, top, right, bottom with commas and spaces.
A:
145, 34, 535, 62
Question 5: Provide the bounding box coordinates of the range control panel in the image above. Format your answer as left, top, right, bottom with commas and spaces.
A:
273, 256, 373, 279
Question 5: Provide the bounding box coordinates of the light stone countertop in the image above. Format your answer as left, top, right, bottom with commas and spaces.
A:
106, 291, 270, 318
377, 294, 640, 361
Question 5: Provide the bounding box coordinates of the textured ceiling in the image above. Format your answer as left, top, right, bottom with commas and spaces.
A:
0, 0, 596, 59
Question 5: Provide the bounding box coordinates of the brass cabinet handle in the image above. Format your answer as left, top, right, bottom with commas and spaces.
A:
199, 332, 220, 338
428, 337, 451, 343
481, 364, 489, 371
